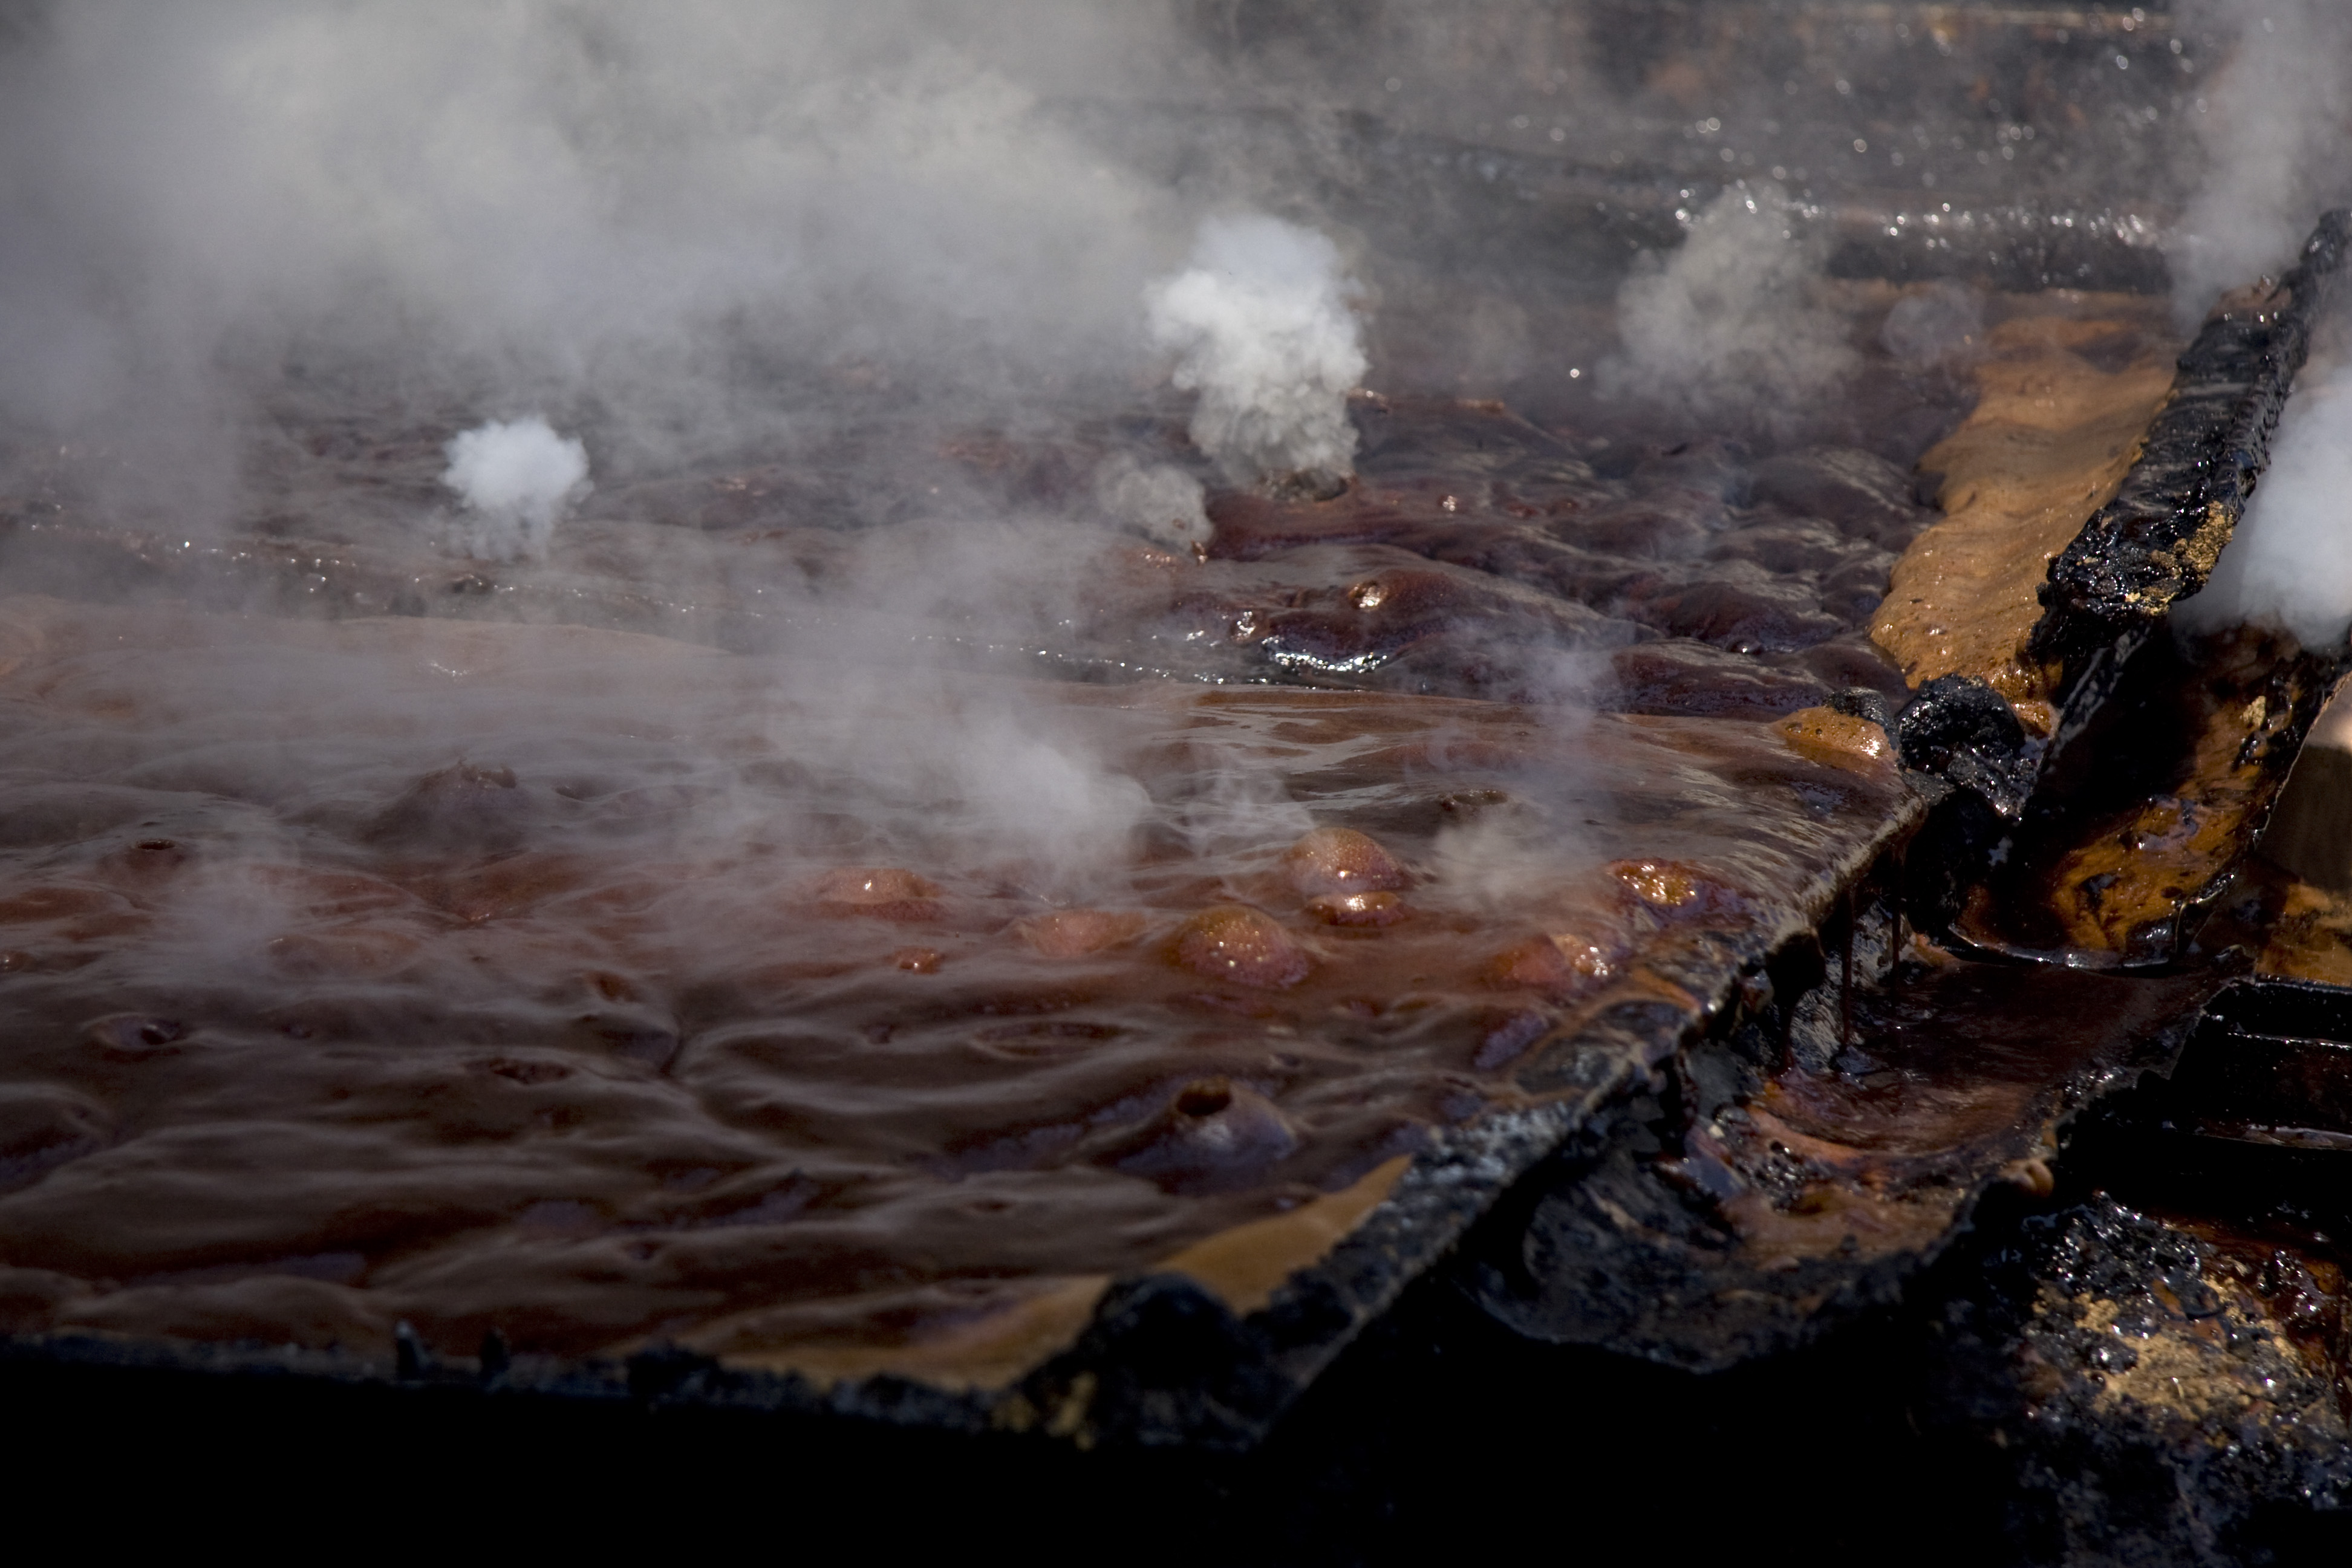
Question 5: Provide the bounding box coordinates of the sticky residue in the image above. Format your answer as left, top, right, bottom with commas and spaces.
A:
1873, 306, 2179, 731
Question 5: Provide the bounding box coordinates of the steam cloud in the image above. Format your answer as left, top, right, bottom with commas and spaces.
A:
0, 1, 1198, 508
1145, 215, 1367, 486
2169, 1, 2352, 324
16, 1, 2322, 898
1611, 182, 1855, 424
2149, 5, 2352, 651
0, 1, 1242, 900
441, 417, 590, 562
1092, 454, 1210, 553
2175, 365, 2352, 651
1880, 282, 1986, 369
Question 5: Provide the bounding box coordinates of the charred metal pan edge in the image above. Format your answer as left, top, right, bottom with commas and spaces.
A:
1885, 210, 2352, 842
2036, 209, 2352, 747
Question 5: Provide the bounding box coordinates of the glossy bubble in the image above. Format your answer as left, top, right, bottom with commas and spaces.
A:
1107, 1076, 1301, 1191
1306, 890, 1408, 926
82, 1013, 189, 1059
1484, 933, 1618, 997
1169, 904, 1311, 988
1016, 909, 1146, 958
1281, 827, 1407, 896
810, 867, 943, 922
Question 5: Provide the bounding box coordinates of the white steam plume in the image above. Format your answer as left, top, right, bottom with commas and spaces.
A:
2169, 1, 2352, 325
440, 417, 590, 562
1092, 454, 1209, 552
1145, 215, 1367, 487
1880, 281, 1986, 369
1611, 181, 1855, 423
0, 2, 1199, 507
2175, 365, 2352, 651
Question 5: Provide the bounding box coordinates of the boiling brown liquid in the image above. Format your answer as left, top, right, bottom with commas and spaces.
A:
0, 305, 2004, 1381
0, 590, 1916, 1374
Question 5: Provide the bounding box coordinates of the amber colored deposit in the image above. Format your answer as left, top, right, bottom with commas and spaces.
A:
2042, 668, 2302, 955
1874, 307, 2178, 732
1772, 706, 1894, 774
1956, 629, 2327, 963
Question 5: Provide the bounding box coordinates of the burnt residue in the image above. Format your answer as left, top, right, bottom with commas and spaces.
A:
1918, 1103, 2352, 1563
1888, 235, 2352, 960
1893, 672, 2034, 820
1471, 627, 2348, 1373
1016, 1275, 1291, 1452
1465, 873, 2217, 1371
1455, 974, 2352, 1551
1950, 626, 2335, 966
1867, 216, 2352, 958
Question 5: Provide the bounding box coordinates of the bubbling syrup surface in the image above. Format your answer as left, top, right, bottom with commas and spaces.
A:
0, 594, 1909, 1370
0, 303, 2030, 1375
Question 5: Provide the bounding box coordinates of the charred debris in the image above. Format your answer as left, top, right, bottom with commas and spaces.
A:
1451, 209, 2352, 1555
1476, 206, 2352, 1369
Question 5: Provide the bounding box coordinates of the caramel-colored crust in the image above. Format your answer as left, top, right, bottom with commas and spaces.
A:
1947, 628, 2324, 963
1874, 306, 2179, 732
723, 1275, 1114, 1393
1771, 706, 1895, 775
709, 1157, 1410, 1391
1153, 1153, 1410, 1315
